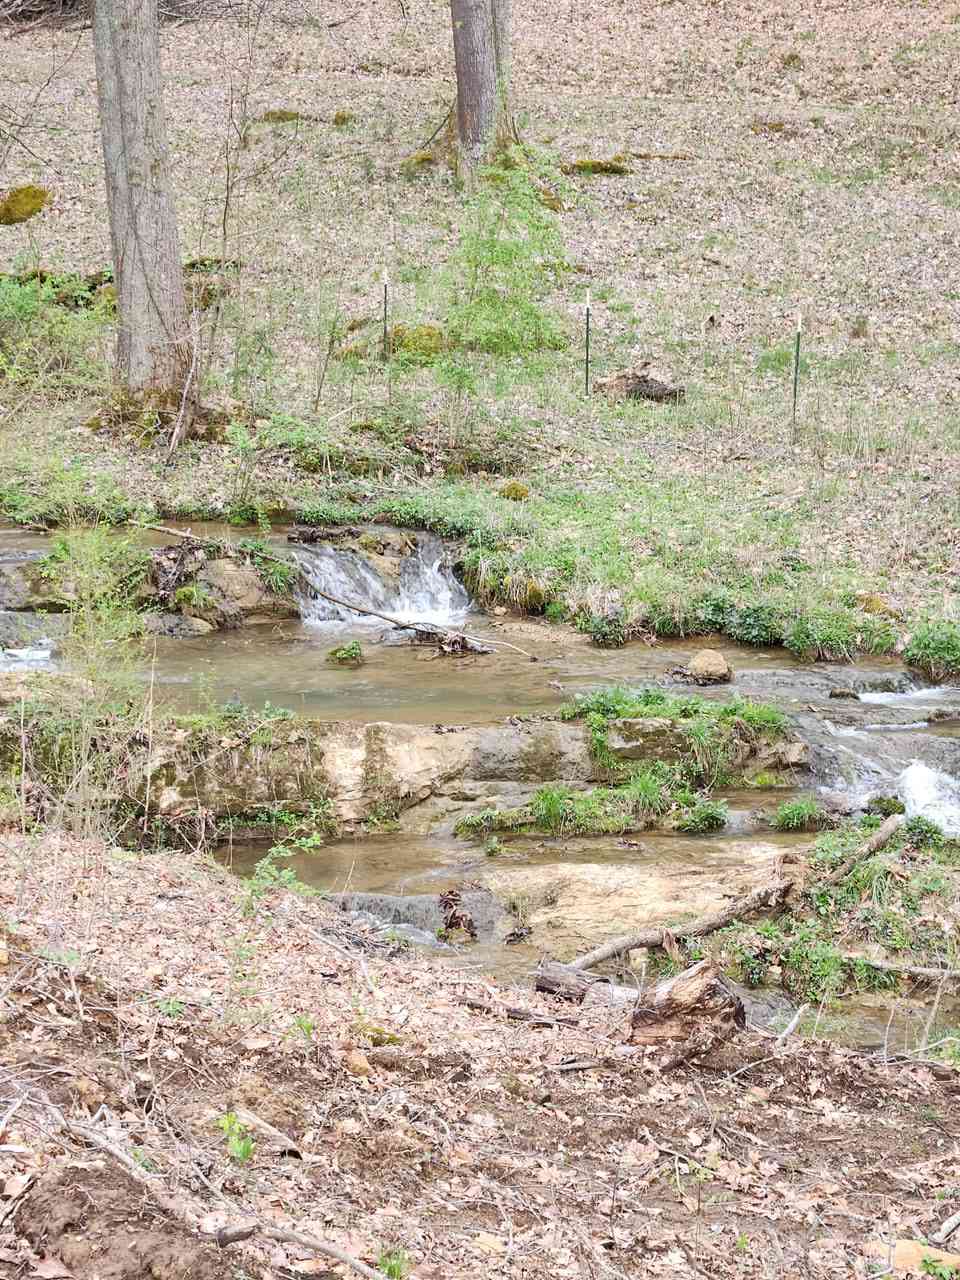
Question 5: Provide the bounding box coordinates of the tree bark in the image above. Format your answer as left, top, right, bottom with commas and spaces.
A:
450, 0, 515, 173
93, 0, 192, 415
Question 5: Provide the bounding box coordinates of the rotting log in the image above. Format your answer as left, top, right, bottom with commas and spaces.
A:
535, 963, 641, 1007
569, 881, 791, 972
628, 960, 746, 1070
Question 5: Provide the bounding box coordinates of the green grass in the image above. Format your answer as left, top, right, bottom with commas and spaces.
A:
560, 685, 787, 784
772, 795, 824, 831
904, 621, 960, 680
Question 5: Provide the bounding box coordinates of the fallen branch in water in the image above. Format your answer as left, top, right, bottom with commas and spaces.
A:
298, 577, 538, 661
820, 812, 904, 886
569, 881, 792, 972
839, 955, 960, 983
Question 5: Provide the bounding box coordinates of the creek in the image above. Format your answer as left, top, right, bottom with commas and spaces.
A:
2, 522, 959, 1049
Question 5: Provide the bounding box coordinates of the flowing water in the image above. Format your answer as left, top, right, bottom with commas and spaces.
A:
3, 523, 959, 1044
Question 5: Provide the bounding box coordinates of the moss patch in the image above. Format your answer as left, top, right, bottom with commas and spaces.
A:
0, 184, 51, 225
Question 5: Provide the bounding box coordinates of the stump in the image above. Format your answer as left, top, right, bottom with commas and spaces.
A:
628, 960, 745, 1069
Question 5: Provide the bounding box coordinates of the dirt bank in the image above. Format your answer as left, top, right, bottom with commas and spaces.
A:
1, 835, 958, 1279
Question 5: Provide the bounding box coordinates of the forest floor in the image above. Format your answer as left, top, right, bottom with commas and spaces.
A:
2, 833, 960, 1280
1, 0, 959, 650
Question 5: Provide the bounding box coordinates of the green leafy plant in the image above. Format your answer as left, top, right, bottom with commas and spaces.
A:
377, 1248, 411, 1279
156, 996, 186, 1019
326, 639, 364, 666
772, 795, 824, 831
904, 621, 960, 679
445, 151, 567, 356
217, 1112, 256, 1165
676, 798, 728, 834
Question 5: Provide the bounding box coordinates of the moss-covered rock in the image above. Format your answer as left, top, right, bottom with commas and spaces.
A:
561, 155, 631, 176
0, 185, 51, 225
498, 481, 529, 501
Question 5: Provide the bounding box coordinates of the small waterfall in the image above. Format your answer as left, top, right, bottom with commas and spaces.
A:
295, 533, 471, 630
898, 761, 960, 835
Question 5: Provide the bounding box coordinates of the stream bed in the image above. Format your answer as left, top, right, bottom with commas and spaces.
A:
3, 521, 959, 1051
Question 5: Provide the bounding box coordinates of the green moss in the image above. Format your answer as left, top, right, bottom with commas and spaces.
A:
332, 110, 355, 127
388, 323, 448, 364
257, 108, 316, 124
0, 184, 51, 226
498, 481, 530, 501
561, 155, 631, 176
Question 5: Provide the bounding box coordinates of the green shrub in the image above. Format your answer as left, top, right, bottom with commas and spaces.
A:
726, 602, 783, 647
0, 274, 109, 395
772, 795, 824, 831
904, 621, 960, 680
445, 153, 568, 356
676, 798, 728, 833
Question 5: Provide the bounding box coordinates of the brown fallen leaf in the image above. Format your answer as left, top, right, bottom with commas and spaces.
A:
863, 1239, 960, 1273
3, 1172, 33, 1197
31, 1258, 75, 1279
344, 1049, 373, 1077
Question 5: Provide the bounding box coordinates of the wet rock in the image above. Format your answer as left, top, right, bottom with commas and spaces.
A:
467, 721, 596, 782
605, 717, 686, 763
829, 687, 860, 700
0, 609, 68, 650
196, 558, 298, 627
331, 890, 506, 941
142, 612, 216, 638
0, 556, 67, 612
727, 980, 796, 1032
688, 649, 732, 684
750, 738, 809, 771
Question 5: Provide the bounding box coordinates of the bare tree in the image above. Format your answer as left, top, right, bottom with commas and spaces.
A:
450, 0, 516, 173
93, 0, 194, 435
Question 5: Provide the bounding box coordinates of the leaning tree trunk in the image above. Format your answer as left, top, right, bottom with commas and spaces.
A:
450, 0, 516, 173
93, 0, 193, 431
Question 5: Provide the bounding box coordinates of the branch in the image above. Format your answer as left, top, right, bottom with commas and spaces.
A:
820, 813, 904, 886
45, 1106, 383, 1280
839, 955, 960, 983
569, 881, 791, 972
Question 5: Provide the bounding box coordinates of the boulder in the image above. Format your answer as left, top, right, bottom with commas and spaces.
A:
0, 558, 67, 613
195, 558, 298, 627
605, 716, 687, 763
142, 612, 216, 638
688, 649, 732, 684
467, 721, 596, 782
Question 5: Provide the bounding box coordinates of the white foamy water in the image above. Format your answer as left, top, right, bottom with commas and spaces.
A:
0, 642, 54, 669
898, 761, 960, 835
860, 685, 953, 706
296, 535, 471, 631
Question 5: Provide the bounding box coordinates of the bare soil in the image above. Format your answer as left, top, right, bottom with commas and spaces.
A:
1, 834, 959, 1278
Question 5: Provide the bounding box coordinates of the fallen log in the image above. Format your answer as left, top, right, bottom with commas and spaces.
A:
839, 955, 960, 983
535, 962, 641, 1007
628, 960, 746, 1069
569, 880, 791, 972
820, 812, 904, 886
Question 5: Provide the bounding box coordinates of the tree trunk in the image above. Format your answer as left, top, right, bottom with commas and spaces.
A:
93, 0, 192, 421
450, 0, 515, 173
